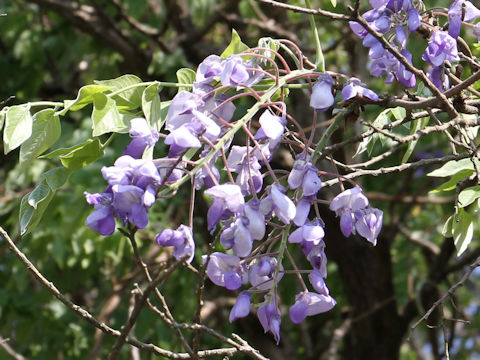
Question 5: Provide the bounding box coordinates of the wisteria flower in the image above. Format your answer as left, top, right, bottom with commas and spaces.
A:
156, 225, 196, 263
289, 291, 336, 324
342, 77, 379, 101
221, 56, 250, 86
249, 257, 283, 290
354, 207, 383, 246
260, 184, 296, 224
330, 186, 369, 237
310, 74, 335, 111
204, 184, 245, 230
288, 156, 322, 196
220, 217, 253, 257
123, 118, 159, 159
257, 296, 281, 344
448, 0, 480, 38
204, 252, 247, 290
229, 291, 251, 322
84, 192, 115, 235
422, 31, 460, 67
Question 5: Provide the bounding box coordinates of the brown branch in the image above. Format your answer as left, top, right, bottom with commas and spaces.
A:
0, 226, 267, 359
0, 336, 26, 360
411, 256, 480, 330
28, 0, 150, 74
322, 152, 473, 187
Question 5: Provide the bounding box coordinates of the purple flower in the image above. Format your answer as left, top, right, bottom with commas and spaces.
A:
156, 225, 195, 263
101, 155, 161, 189
203, 252, 247, 290
195, 159, 220, 190
342, 77, 379, 101
204, 184, 245, 230
354, 207, 383, 246
123, 118, 159, 159
309, 269, 329, 295
257, 296, 281, 344
396, 49, 416, 88
249, 257, 283, 290
448, 0, 480, 38
370, 52, 398, 84
244, 199, 266, 240
165, 91, 204, 131
111, 184, 149, 229
165, 123, 202, 154
221, 56, 250, 86
227, 146, 263, 195
260, 184, 296, 224
306, 243, 328, 276
293, 196, 315, 226
407, 8, 421, 32
256, 109, 286, 143
310, 74, 335, 111
427, 66, 450, 91
422, 31, 459, 67
330, 187, 369, 237
289, 291, 336, 324
288, 219, 325, 248
229, 291, 251, 322
288, 156, 322, 197
85, 192, 116, 235
196, 55, 224, 84
220, 217, 253, 257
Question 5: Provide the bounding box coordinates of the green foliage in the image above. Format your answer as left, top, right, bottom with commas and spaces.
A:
221, 29, 249, 58
3, 104, 32, 154
20, 109, 61, 163
176, 68, 197, 92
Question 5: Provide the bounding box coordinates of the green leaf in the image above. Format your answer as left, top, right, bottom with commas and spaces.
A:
221, 29, 249, 58
19, 181, 54, 235
452, 208, 474, 256
429, 170, 473, 194
3, 104, 32, 154
176, 68, 196, 93
95, 74, 143, 109
142, 83, 162, 130
390, 107, 406, 121
458, 186, 480, 208
41, 167, 71, 191
40, 142, 90, 159
28, 182, 50, 209
59, 84, 111, 114
59, 139, 104, 170
19, 109, 61, 162
401, 117, 429, 163
427, 158, 480, 177
330, 0, 337, 6
92, 93, 127, 137
442, 215, 453, 237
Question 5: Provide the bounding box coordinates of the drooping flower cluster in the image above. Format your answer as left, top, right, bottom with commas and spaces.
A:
329, 186, 383, 246
349, 0, 480, 92
349, 0, 420, 88
84, 47, 384, 344
84, 154, 161, 235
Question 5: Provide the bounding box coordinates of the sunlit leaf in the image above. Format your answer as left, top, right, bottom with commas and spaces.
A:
20, 109, 61, 162
3, 104, 32, 154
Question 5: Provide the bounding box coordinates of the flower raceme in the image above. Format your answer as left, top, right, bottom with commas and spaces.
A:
84, 48, 387, 344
